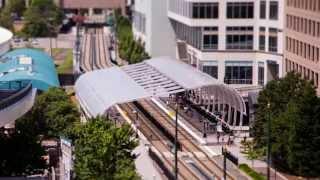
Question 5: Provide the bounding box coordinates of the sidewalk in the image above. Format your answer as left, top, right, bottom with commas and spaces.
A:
153, 98, 288, 180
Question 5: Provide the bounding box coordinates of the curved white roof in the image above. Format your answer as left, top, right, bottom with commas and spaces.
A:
0, 27, 13, 45
75, 57, 246, 117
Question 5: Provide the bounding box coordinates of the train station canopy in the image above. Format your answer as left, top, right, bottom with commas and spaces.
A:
75, 57, 246, 117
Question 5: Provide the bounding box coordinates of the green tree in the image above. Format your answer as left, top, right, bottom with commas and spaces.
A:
73, 117, 140, 180
240, 140, 264, 167
15, 87, 79, 138
252, 72, 320, 177
0, 128, 46, 176
22, 0, 62, 37
6, 0, 26, 17
0, 8, 13, 30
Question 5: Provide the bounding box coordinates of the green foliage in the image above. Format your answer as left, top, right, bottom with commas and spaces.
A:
16, 87, 80, 138
0, 128, 46, 176
0, 0, 25, 30
0, 8, 13, 30
239, 164, 266, 180
72, 117, 140, 180
115, 14, 150, 64
6, 0, 26, 17
240, 140, 265, 167
22, 0, 63, 37
55, 49, 74, 74
252, 72, 320, 177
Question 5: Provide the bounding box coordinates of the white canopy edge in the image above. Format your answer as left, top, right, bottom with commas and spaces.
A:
75, 57, 245, 118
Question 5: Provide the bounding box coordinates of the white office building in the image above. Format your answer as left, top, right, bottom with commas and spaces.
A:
132, 0, 176, 58
133, 0, 284, 88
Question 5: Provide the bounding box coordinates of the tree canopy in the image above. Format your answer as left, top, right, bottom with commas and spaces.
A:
115, 12, 150, 64
252, 72, 320, 177
22, 0, 63, 37
0, 8, 13, 30
0, 127, 46, 176
16, 87, 79, 138
72, 117, 140, 180
6, 0, 26, 17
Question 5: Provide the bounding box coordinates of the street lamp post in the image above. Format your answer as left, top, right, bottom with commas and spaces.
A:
132, 110, 139, 137
203, 119, 207, 138
267, 103, 271, 180
174, 101, 178, 180
222, 146, 227, 180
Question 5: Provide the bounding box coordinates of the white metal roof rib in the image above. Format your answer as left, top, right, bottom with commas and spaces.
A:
75, 67, 151, 117
75, 57, 245, 118
145, 57, 221, 89
0, 27, 12, 44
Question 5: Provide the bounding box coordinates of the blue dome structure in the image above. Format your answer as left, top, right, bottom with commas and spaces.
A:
0, 48, 60, 91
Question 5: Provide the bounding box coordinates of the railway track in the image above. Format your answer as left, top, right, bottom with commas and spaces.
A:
135, 100, 246, 179
119, 103, 202, 180
80, 27, 111, 72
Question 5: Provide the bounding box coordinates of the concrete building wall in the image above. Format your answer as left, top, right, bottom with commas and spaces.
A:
132, 0, 176, 58
284, 0, 320, 94
57, 0, 126, 15
167, 0, 284, 87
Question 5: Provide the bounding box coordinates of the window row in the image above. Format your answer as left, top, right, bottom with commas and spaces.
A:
286, 14, 320, 38
171, 20, 202, 50
192, 3, 219, 19
226, 2, 254, 19
225, 65, 253, 84
226, 26, 254, 50
259, 27, 278, 52
286, 36, 320, 62
201, 63, 254, 85
286, 0, 320, 12
285, 58, 319, 87
133, 11, 146, 34
260, 1, 279, 20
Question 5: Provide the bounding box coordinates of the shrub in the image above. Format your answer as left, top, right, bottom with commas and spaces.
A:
239, 164, 266, 180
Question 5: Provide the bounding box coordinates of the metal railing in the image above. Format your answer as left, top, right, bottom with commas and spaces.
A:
0, 83, 33, 110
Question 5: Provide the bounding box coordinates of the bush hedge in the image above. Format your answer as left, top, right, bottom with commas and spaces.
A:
115, 11, 149, 64
239, 164, 266, 180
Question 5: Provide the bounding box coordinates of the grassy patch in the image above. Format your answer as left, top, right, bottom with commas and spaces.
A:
239, 164, 266, 180
55, 48, 73, 74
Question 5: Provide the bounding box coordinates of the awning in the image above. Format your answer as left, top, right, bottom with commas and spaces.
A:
75, 57, 245, 117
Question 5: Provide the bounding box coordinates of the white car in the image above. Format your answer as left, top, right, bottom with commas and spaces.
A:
30, 39, 39, 46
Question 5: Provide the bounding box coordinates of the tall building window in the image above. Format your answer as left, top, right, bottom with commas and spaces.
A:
226, 26, 254, 50
203, 35, 218, 50
260, 1, 266, 19
202, 27, 218, 50
258, 63, 265, 85
269, 28, 278, 52
227, 2, 254, 19
192, 3, 219, 19
225, 62, 253, 84
203, 65, 218, 79
269, 1, 279, 20
133, 11, 146, 34
259, 27, 266, 50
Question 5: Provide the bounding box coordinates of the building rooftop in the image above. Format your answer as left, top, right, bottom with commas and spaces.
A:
0, 27, 13, 45
75, 57, 246, 117
61, 0, 125, 9
0, 49, 60, 91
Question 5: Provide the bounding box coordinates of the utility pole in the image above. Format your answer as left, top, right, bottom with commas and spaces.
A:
222, 146, 227, 180
174, 95, 179, 180
267, 102, 271, 180
203, 120, 207, 138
